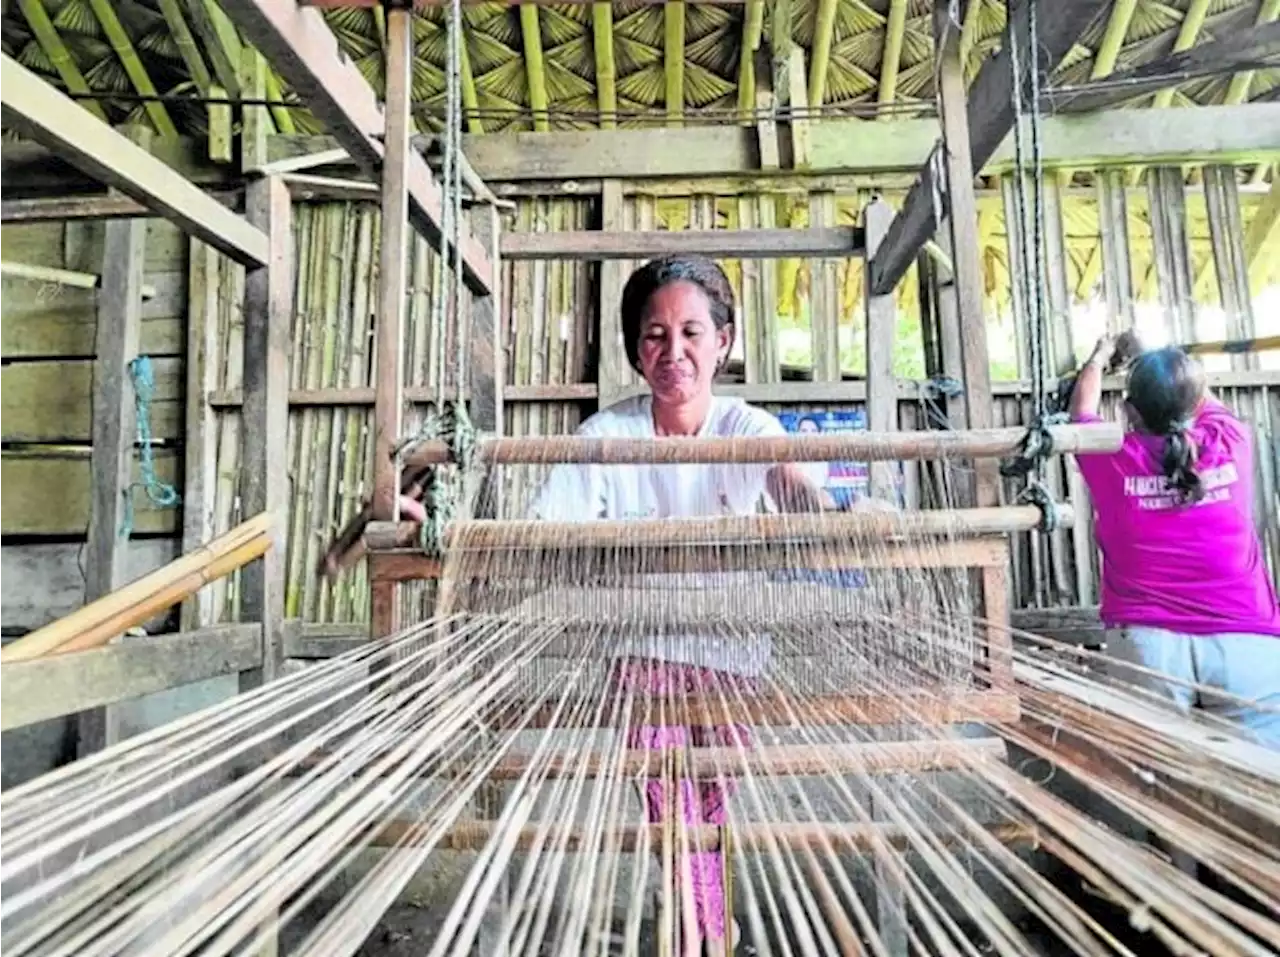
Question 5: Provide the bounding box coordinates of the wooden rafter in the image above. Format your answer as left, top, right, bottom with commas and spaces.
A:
15, 0, 106, 121
1224, 0, 1280, 105
216, 0, 493, 294
735, 0, 766, 121
1089, 0, 1137, 80
868, 0, 1112, 296
0, 54, 268, 266
807, 0, 838, 109
87, 0, 178, 136
877, 0, 908, 113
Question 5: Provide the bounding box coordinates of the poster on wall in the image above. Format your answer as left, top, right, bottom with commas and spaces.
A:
771, 408, 895, 589
775, 409, 873, 508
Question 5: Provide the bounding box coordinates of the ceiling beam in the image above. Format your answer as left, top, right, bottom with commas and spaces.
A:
499, 226, 864, 261
665, 0, 686, 127
867, 0, 1111, 296
0, 54, 268, 267
215, 0, 494, 295
1047, 19, 1280, 114
592, 2, 617, 128
452, 102, 1280, 182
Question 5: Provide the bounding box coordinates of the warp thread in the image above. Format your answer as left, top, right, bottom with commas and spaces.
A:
121, 355, 181, 539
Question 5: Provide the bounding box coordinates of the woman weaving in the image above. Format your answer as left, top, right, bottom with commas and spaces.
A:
1070, 336, 1280, 747
530, 255, 834, 953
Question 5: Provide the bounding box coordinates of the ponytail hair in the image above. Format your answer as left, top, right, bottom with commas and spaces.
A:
1160, 419, 1203, 504
1126, 347, 1207, 506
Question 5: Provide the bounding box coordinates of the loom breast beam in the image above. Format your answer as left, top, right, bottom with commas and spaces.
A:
402, 421, 1122, 467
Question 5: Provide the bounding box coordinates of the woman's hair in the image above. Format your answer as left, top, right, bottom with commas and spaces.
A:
619, 255, 735, 373
1125, 346, 1208, 504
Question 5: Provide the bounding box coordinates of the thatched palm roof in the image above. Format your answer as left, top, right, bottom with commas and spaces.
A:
1, 0, 1275, 138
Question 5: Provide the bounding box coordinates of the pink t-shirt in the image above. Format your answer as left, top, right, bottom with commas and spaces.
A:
1074, 400, 1280, 637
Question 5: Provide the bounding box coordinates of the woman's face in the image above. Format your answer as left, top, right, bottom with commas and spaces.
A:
636, 280, 731, 406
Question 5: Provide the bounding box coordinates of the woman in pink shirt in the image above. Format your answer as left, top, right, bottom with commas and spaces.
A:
1070, 336, 1280, 747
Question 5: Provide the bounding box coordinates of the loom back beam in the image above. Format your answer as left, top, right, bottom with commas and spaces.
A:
401, 422, 1123, 467
364, 504, 1073, 552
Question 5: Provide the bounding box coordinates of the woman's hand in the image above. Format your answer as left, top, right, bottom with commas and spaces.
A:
1085, 334, 1118, 371
766, 464, 834, 512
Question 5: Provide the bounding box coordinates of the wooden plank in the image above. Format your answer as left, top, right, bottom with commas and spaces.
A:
216, 0, 493, 295
83, 204, 148, 751
468, 205, 503, 433
0, 55, 267, 267
1204, 164, 1257, 370
499, 226, 863, 261
0, 191, 241, 226
596, 180, 633, 406
180, 241, 221, 630
1096, 170, 1134, 332
867, 0, 1112, 294
1, 359, 181, 443
238, 176, 293, 690
370, 7, 413, 642
1, 538, 178, 633
0, 625, 262, 731
862, 196, 897, 502
1, 450, 181, 535
1146, 167, 1195, 343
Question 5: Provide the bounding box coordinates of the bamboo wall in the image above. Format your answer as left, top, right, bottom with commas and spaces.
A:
2, 166, 1276, 637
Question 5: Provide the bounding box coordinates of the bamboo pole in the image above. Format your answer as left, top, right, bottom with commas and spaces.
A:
365, 505, 1073, 552
402, 423, 1122, 468
1, 514, 273, 663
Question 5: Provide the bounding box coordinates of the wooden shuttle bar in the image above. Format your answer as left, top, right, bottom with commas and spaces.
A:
369, 536, 1009, 583
365, 505, 1072, 552
402, 423, 1122, 468
372, 820, 1037, 852
489, 689, 1021, 730
482, 738, 1010, 780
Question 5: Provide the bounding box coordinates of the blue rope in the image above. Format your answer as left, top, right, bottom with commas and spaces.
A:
120, 355, 181, 538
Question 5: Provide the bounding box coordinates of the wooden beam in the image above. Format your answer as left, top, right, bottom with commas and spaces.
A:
1048, 20, 1280, 114
15, 0, 107, 121
520, 6, 550, 132
1151, 0, 1210, 109
736, 0, 766, 121
877, 0, 908, 113
79, 182, 149, 757
0, 55, 268, 267
664, 0, 685, 127
862, 197, 897, 501
0, 625, 262, 732
1095, 170, 1134, 332
867, 0, 1111, 295
596, 180, 635, 405
935, 1, 998, 509
1203, 164, 1257, 369
1146, 166, 1195, 343
1, 191, 239, 223
498, 226, 863, 261
238, 177, 292, 691
215, 0, 494, 294
1223, 0, 1280, 106
468, 206, 503, 434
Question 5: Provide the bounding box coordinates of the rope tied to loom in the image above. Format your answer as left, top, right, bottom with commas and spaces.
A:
411, 401, 477, 556
120, 355, 181, 539
998, 0, 1062, 542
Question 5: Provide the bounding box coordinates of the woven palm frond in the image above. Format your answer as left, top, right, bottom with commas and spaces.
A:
613, 33, 662, 75
613, 6, 664, 49
51, 0, 101, 38
835, 0, 886, 39
468, 28, 520, 73
684, 25, 737, 73
684, 3, 735, 39
833, 30, 883, 73
537, 7, 587, 48
136, 26, 180, 59
15, 39, 56, 72
411, 55, 445, 98
616, 61, 665, 105
544, 57, 594, 101
1127, 0, 1183, 43
474, 56, 528, 104
684, 60, 735, 106
897, 60, 934, 99
84, 56, 134, 93
899, 15, 933, 66
547, 34, 595, 81
823, 53, 877, 100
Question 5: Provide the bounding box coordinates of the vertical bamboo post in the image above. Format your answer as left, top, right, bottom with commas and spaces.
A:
1204, 164, 1258, 371
240, 175, 292, 690
372, 3, 414, 639
1096, 170, 1134, 333
81, 136, 150, 756
597, 179, 630, 407
1146, 166, 1195, 344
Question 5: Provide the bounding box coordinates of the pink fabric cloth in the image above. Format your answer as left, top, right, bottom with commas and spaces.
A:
1074, 401, 1280, 637
612, 658, 756, 944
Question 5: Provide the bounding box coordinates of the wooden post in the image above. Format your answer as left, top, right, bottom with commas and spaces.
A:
372, 4, 414, 639
862, 196, 898, 503
239, 175, 292, 691
1146, 166, 1195, 344
180, 240, 221, 631
468, 203, 505, 521
809, 189, 840, 383
80, 173, 149, 757
596, 179, 632, 407
1203, 164, 1258, 370
934, 2, 997, 509
1096, 169, 1134, 334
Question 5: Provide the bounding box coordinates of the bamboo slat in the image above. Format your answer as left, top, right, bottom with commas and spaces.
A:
1, 514, 273, 663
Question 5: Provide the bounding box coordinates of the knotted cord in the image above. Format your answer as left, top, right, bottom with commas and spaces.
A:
999, 1, 1062, 544
120, 355, 181, 538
